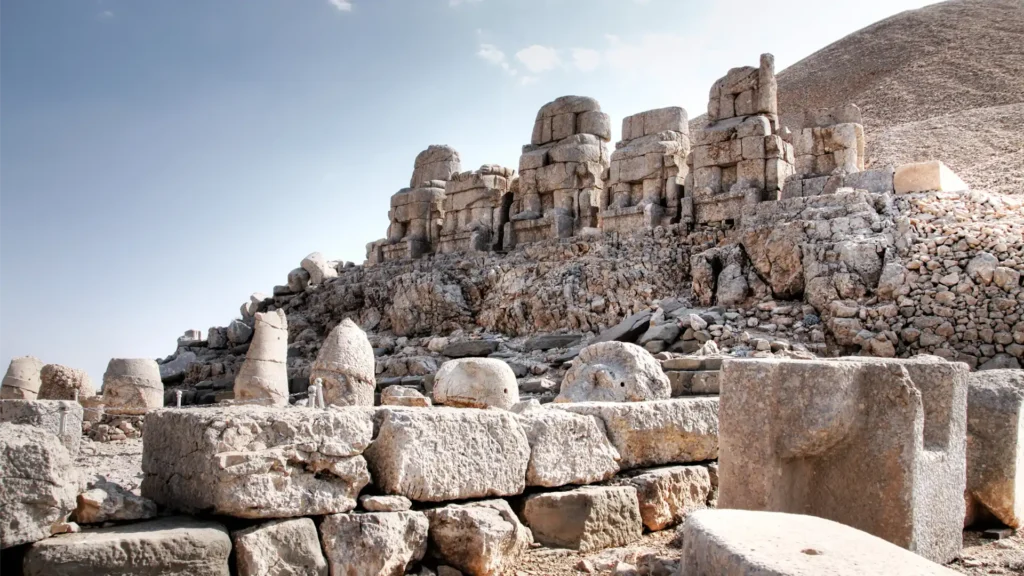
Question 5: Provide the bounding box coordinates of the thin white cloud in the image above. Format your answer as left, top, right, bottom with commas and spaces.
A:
515, 45, 561, 73
571, 48, 601, 72
328, 0, 353, 12
477, 43, 517, 76
604, 33, 688, 73
450, 0, 482, 5
520, 76, 539, 86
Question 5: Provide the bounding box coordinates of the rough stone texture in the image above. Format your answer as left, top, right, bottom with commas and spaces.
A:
365, 407, 529, 502
0, 399, 83, 456
234, 518, 327, 576
622, 465, 711, 531
440, 165, 515, 254
522, 486, 642, 552
718, 357, 967, 564
0, 422, 78, 549
894, 160, 968, 194
301, 252, 339, 285
516, 406, 620, 487
141, 406, 372, 518
433, 358, 519, 410
966, 369, 1024, 529
103, 358, 164, 415
1, 355, 43, 399
234, 309, 290, 406
320, 511, 428, 576
74, 478, 157, 524
380, 385, 431, 407
426, 499, 532, 576
556, 342, 670, 403
23, 517, 231, 576
38, 363, 96, 401
552, 398, 719, 470
360, 494, 412, 512
310, 318, 376, 406
679, 509, 960, 576
411, 144, 461, 187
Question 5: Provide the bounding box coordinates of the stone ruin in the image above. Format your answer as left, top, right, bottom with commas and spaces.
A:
439, 165, 515, 254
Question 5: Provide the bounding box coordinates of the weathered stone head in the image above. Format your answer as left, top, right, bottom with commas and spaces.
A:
102, 358, 164, 415
433, 358, 519, 410
555, 342, 670, 403
310, 319, 376, 407
1, 356, 43, 400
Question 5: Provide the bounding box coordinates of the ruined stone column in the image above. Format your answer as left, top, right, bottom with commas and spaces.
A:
234, 309, 289, 405
310, 319, 376, 406
1, 356, 44, 400
38, 364, 96, 401
102, 358, 164, 415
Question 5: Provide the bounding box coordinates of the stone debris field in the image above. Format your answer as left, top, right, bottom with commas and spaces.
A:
3, 30, 1024, 576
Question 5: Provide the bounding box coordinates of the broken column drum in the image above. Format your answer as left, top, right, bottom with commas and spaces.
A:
233, 309, 289, 406
309, 318, 377, 407
102, 358, 164, 415
438, 164, 515, 254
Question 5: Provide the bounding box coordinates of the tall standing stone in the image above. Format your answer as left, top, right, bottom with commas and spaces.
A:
965, 369, 1024, 528
309, 319, 376, 407
234, 309, 289, 406
1, 356, 43, 400
102, 358, 164, 415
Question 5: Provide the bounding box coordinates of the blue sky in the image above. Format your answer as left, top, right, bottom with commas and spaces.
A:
1, 0, 936, 383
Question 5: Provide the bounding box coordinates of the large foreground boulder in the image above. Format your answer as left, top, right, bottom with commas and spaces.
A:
0, 399, 83, 457
426, 500, 532, 576
522, 486, 642, 552
556, 342, 670, 403
141, 406, 372, 518
234, 518, 328, 576
0, 423, 78, 549
678, 509, 958, 575
552, 398, 719, 470
320, 511, 428, 576
517, 406, 620, 487
966, 369, 1024, 528
433, 358, 519, 410
364, 407, 529, 501
23, 517, 231, 576
310, 319, 377, 407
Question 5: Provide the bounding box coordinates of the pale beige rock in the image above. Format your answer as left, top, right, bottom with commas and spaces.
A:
0, 399, 83, 457
894, 160, 968, 194
234, 518, 328, 576
142, 406, 372, 518
517, 407, 620, 487
74, 479, 157, 524
310, 318, 376, 406
679, 510, 960, 576
556, 342, 670, 403
23, 517, 231, 576
623, 465, 711, 531
234, 309, 289, 406
522, 486, 642, 552
552, 398, 719, 470
39, 363, 96, 401
0, 422, 78, 548
301, 252, 339, 285
1, 356, 43, 399
360, 494, 412, 512
433, 358, 519, 410
411, 144, 461, 187
966, 369, 1024, 528
381, 385, 431, 407
320, 511, 428, 576
364, 407, 529, 502
426, 500, 532, 576
102, 358, 163, 415
287, 267, 311, 292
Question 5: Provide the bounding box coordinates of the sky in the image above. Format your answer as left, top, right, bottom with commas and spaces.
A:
0, 0, 939, 384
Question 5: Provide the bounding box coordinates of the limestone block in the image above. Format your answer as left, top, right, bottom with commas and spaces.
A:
522, 486, 642, 552
516, 407, 620, 487
966, 369, 1023, 528
287, 267, 311, 292
159, 350, 196, 383
320, 511, 427, 576
381, 385, 431, 407
74, 479, 157, 524
364, 407, 529, 502
556, 342, 670, 403
718, 358, 967, 563
1, 356, 43, 399
641, 107, 689, 136
39, 363, 95, 401
243, 293, 268, 318
537, 95, 600, 118
679, 510, 959, 576
234, 309, 289, 406
551, 112, 575, 141
360, 494, 412, 512
894, 160, 967, 194
426, 500, 532, 576
23, 517, 231, 576
0, 422, 78, 548
141, 406, 372, 518
433, 358, 519, 410
623, 465, 711, 531
844, 165, 894, 194
552, 398, 719, 470
519, 148, 548, 171
301, 252, 339, 285
0, 399, 82, 457
228, 319, 253, 344
577, 110, 612, 141
234, 518, 327, 576
411, 144, 461, 187
310, 318, 376, 407
102, 358, 163, 415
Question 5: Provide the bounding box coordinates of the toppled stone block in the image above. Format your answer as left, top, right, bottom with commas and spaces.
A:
381, 385, 431, 407
433, 358, 519, 410
102, 358, 164, 415
141, 406, 372, 518
442, 339, 498, 358
310, 318, 377, 407
966, 369, 1024, 529
0, 422, 79, 548
364, 407, 529, 502
621, 465, 711, 531
426, 500, 532, 576
1, 356, 43, 399
552, 398, 719, 470
159, 350, 196, 383
301, 252, 339, 285
234, 518, 327, 576
73, 478, 157, 524
517, 406, 620, 487
0, 399, 83, 457
234, 310, 289, 406
894, 160, 968, 194
522, 486, 642, 552
718, 357, 967, 563
23, 517, 231, 576
39, 363, 96, 401
678, 510, 959, 576
320, 511, 428, 576
556, 342, 670, 403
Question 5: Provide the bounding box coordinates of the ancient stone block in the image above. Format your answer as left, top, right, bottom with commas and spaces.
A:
23, 517, 231, 576
364, 407, 529, 501
433, 357, 519, 410
966, 369, 1023, 528
320, 511, 428, 576
301, 252, 338, 285
516, 406, 620, 487
234, 518, 327, 576
234, 309, 289, 406
142, 406, 373, 518
623, 465, 711, 531
0, 399, 82, 457
310, 318, 376, 407
522, 486, 642, 552
556, 341, 671, 403
894, 160, 968, 194
410, 144, 461, 187
1, 356, 42, 400
844, 165, 894, 193
102, 358, 163, 415
426, 500, 532, 576
718, 357, 967, 563
552, 398, 719, 470
73, 479, 157, 525
381, 385, 431, 407
39, 363, 95, 401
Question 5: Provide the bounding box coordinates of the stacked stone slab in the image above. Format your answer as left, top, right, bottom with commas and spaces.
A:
602, 107, 690, 232
661, 356, 722, 396
367, 145, 461, 263
688, 54, 794, 227
1, 356, 43, 399
505, 96, 611, 248
965, 369, 1023, 528
233, 309, 289, 406
102, 358, 164, 415
439, 164, 515, 254
718, 357, 967, 563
